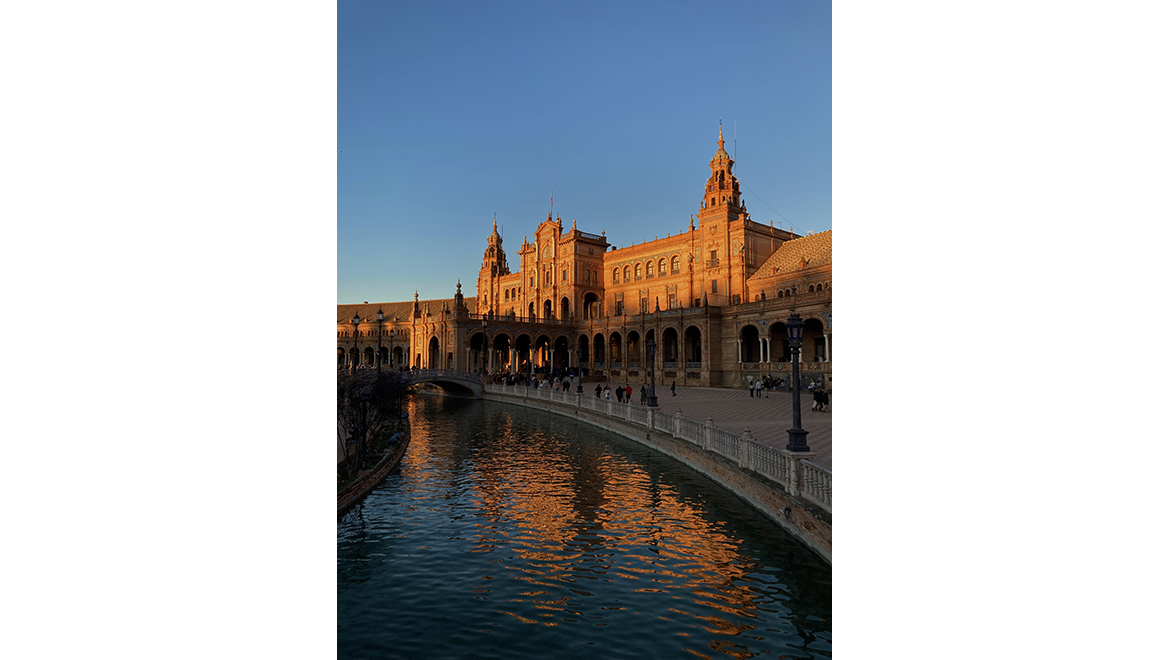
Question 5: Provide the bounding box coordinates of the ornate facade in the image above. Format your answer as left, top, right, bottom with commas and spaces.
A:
338, 127, 832, 389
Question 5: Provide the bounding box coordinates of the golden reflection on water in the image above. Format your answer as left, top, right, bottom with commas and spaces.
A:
401, 401, 777, 646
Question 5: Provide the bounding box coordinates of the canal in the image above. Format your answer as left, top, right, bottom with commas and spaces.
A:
338, 395, 832, 659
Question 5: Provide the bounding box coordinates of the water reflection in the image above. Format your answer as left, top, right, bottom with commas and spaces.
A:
339, 396, 831, 659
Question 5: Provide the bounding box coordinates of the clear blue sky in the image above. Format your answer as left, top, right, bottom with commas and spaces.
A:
339, 0, 831, 304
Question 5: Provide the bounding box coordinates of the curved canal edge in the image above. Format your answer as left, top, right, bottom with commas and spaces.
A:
337, 429, 412, 519
483, 391, 832, 565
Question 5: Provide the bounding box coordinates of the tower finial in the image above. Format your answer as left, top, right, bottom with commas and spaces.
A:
718, 120, 724, 150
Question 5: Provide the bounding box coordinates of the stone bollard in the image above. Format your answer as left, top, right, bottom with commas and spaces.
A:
647, 408, 655, 432
704, 417, 715, 451
779, 448, 816, 498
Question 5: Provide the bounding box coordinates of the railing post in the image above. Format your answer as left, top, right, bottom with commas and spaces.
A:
704, 417, 714, 451
672, 411, 682, 438
779, 449, 816, 497
739, 428, 753, 469
647, 408, 655, 432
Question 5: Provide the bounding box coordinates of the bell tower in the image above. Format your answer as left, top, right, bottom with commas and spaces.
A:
477, 218, 510, 315
695, 123, 748, 306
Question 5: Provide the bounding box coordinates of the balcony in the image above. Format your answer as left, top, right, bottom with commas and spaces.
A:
706, 259, 720, 268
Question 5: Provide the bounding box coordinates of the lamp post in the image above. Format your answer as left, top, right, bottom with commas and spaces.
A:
647, 338, 659, 407
785, 313, 810, 451
351, 313, 360, 372
376, 309, 384, 377
576, 348, 584, 393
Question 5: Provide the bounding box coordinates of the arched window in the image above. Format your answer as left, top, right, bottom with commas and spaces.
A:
612, 268, 619, 284
777, 290, 783, 299
816, 283, 823, 291
658, 259, 666, 275
645, 260, 654, 278
808, 285, 815, 293
634, 263, 642, 280
623, 266, 631, 283
670, 255, 680, 274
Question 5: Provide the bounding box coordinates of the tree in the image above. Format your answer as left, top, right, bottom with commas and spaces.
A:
337, 370, 408, 481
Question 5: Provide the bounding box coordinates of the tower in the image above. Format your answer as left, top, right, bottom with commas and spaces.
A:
477, 218, 510, 315
695, 124, 749, 306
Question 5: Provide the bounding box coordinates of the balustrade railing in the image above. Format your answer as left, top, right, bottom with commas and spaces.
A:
479, 381, 831, 514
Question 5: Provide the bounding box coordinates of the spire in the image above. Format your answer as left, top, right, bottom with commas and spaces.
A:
718, 120, 724, 151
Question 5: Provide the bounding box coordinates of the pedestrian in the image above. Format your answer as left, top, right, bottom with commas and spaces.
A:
595, 383, 602, 398
604, 384, 611, 401
625, 384, 633, 403
822, 387, 830, 413
671, 381, 676, 396
747, 376, 754, 397
640, 384, 647, 405
755, 379, 763, 398
616, 386, 624, 403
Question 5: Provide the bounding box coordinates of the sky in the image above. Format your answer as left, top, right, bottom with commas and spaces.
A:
338, 0, 831, 304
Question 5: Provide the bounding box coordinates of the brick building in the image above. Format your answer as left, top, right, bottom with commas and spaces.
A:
338, 127, 832, 389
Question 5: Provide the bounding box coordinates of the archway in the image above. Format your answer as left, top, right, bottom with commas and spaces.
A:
535, 334, 552, 373
609, 332, 623, 366
553, 336, 570, 371
802, 318, 826, 362
560, 296, 570, 321
583, 292, 600, 319
379, 346, 389, 368
593, 333, 606, 369
662, 327, 679, 367
769, 321, 792, 363
577, 334, 590, 373
514, 334, 533, 376
543, 299, 554, 320
626, 330, 641, 368
393, 346, 405, 368
363, 346, 375, 367
492, 334, 512, 374
470, 331, 488, 373
684, 326, 702, 364
337, 347, 346, 368
528, 302, 536, 321
740, 325, 760, 363
427, 336, 440, 368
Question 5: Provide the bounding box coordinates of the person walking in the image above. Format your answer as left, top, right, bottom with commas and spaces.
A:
604, 384, 611, 401
624, 384, 632, 403
755, 379, 763, 398
616, 385, 624, 403
670, 381, 676, 396
747, 376, 754, 397
639, 384, 647, 405
595, 383, 602, 398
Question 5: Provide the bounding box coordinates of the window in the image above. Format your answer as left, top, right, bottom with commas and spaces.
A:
711, 280, 718, 293
732, 294, 740, 305
623, 266, 631, 283
635, 263, 642, 280
645, 261, 654, 278
640, 298, 648, 314
613, 268, 619, 284
669, 293, 677, 309
659, 259, 666, 275
711, 250, 717, 261
809, 285, 815, 293
671, 255, 680, 274
562, 269, 567, 281
530, 276, 535, 287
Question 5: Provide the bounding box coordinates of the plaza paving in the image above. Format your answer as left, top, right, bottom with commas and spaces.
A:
595, 383, 832, 470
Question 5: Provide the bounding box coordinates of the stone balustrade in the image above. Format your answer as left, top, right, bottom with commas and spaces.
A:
482, 383, 831, 515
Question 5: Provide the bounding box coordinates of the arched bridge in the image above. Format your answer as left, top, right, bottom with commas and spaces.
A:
406, 369, 484, 398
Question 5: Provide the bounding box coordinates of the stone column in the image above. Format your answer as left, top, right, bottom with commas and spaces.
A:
764, 337, 771, 363
737, 339, 743, 363
825, 334, 831, 363
758, 337, 765, 363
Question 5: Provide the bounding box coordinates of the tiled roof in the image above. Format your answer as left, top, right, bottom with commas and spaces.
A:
337, 297, 478, 324
748, 230, 832, 281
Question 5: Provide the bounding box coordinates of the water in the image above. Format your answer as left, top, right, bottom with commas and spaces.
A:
338, 396, 832, 659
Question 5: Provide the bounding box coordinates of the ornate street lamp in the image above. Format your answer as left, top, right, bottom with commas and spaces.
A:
647, 338, 659, 407
576, 348, 584, 393
351, 313, 360, 372
376, 309, 384, 377
785, 313, 810, 451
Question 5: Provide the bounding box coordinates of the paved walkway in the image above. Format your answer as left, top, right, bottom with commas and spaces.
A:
598, 384, 833, 470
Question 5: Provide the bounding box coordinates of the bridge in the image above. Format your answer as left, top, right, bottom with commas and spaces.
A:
405, 368, 484, 398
